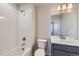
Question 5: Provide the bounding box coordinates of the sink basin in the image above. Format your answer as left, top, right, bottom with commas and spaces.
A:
51, 36, 79, 46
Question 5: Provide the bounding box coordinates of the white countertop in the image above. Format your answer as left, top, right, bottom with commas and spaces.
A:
51, 36, 79, 46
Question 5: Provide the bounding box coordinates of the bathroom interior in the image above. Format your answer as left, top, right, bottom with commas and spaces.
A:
0, 3, 79, 56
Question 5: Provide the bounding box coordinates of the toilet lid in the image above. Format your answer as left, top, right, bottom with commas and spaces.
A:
34, 49, 45, 56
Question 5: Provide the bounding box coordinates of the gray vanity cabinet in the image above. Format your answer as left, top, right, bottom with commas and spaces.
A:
51, 43, 79, 56
53, 50, 71, 56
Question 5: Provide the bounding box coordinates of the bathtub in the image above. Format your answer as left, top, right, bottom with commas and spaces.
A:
2, 46, 32, 56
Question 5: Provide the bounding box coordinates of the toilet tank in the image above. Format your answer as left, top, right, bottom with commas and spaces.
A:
38, 39, 47, 49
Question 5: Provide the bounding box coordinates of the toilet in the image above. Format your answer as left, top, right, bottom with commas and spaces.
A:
34, 39, 47, 56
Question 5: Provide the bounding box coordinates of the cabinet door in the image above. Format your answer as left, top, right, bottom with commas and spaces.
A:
53, 50, 71, 56
70, 53, 79, 56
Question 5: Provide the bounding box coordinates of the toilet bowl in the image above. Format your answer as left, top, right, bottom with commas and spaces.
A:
34, 49, 45, 56
34, 39, 47, 56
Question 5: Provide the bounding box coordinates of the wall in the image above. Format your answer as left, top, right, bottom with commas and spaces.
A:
78, 4, 79, 40
36, 4, 57, 39
0, 3, 18, 55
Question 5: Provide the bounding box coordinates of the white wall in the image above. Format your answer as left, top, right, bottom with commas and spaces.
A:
78, 4, 79, 40
36, 4, 57, 39
0, 3, 18, 55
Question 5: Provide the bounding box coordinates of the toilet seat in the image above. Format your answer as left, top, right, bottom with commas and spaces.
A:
34, 49, 45, 56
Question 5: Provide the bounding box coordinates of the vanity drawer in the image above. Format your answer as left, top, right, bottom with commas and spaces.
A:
52, 43, 79, 54
52, 49, 79, 56
53, 50, 71, 56
70, 53, 79, 56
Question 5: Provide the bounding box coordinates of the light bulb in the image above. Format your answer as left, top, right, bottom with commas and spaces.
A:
67, 4, 72, 12
67, 3, 72, 9
56, 5, 61, 11
62, 4, 67, 10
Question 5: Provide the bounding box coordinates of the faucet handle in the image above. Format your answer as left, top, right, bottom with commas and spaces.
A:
23, 37, 26, 41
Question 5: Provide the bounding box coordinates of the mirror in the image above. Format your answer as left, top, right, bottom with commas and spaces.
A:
51, 4, 78, 40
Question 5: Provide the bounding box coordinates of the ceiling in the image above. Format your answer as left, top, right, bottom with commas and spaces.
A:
16, 3, 55, 7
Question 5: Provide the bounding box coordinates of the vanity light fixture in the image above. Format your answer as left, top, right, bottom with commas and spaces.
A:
62, 4, 67, 10
67, 3, 73, 9
67, 3, 73, 12
61, 4, 67, 13
56, 5, 61, 11
56, 5, 61, 14
56, 3, 73, 13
